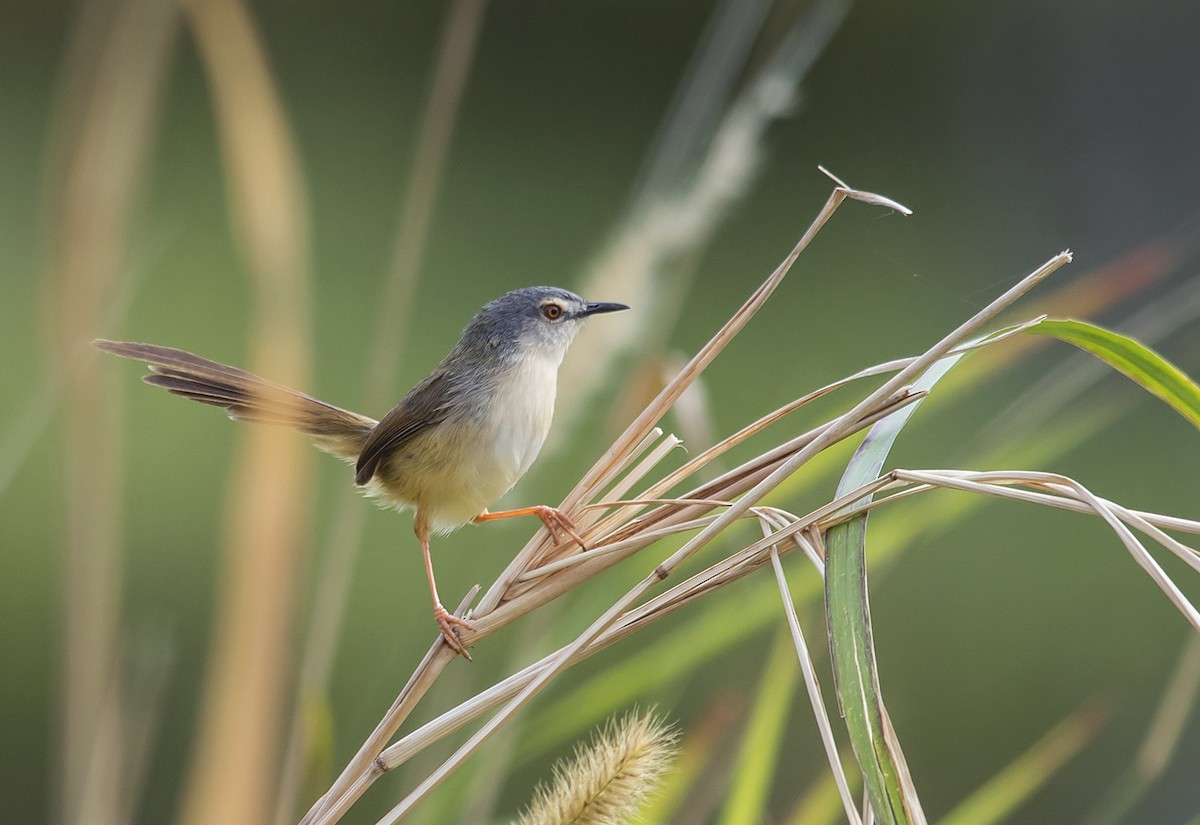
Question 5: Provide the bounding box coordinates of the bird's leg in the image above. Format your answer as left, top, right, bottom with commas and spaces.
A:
473, 505, 587, 549
415, 518, 472, 660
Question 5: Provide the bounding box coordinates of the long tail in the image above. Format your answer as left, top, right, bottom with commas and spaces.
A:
94, 340, 376, 461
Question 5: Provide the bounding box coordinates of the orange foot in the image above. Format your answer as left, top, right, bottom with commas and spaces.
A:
474, 505, 589, 549
433, 602, 473, 660
531, 505, 588, 549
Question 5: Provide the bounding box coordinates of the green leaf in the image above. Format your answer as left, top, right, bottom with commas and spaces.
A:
825, 350, 969, 825
1026, 318, 1200, 429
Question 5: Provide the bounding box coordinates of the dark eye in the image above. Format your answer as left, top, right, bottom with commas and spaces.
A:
541, 302, 564, 320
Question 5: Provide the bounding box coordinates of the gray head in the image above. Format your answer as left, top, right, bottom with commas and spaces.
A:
456, 286, 628, 363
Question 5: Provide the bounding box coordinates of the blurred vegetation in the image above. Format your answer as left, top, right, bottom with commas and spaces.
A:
3, 1, 1200, 824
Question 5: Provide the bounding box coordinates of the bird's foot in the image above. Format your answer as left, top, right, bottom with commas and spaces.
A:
433, 603, 473, 660
531, 505, 588, 550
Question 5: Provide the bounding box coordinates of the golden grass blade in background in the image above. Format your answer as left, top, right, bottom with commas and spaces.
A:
274, 2, 487, 821
936, 703, 1108, 825
365, 0, 488, 402
783, 758, 865, 825
43, 1, 179, 823
175, 0, 314, 824
1082, 635, 1200, 825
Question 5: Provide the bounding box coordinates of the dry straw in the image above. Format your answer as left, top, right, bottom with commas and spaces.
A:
296, 164, 1200, 823
301, 175, 916, 824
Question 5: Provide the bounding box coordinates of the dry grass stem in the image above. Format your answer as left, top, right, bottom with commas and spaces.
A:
554, 2, 850, 441
302, 190, 1104, 825
885, 470, 1200, 631
582, 434, 686, 542
299, 587, 477, 825
886, 470, 1200, 539
47, 1, 179, 822
177, 0, 314, 823
307, 181, 891, 823
768, 537, 861, 825
276, 4, 486, 822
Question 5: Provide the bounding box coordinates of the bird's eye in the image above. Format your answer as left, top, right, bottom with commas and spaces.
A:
541, 302, 564, 320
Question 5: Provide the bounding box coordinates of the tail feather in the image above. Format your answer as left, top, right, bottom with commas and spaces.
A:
95, 339, 376, 461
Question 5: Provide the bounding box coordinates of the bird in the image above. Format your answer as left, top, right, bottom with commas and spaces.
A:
95, 286, 629, 657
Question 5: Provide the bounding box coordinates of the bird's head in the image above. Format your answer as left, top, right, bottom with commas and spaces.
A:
460, 286, 629, 364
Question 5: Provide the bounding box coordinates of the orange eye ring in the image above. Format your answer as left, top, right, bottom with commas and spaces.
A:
541, 302, 564, 320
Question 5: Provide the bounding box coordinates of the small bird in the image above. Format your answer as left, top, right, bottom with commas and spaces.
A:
96, 286, 628, 657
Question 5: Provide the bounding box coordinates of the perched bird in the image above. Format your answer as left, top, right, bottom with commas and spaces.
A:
96, 286, 628, 657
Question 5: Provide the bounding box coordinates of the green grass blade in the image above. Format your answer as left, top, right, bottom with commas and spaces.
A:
1027, 319, 1200, 429
825, 351, 970, 824
718, 628, 800, 825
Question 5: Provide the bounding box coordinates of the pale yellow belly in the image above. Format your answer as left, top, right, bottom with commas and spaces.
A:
367, 359, 557, 532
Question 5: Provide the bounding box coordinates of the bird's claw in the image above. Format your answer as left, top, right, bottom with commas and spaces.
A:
533, 505, 588, 550
433, 603, 473, 660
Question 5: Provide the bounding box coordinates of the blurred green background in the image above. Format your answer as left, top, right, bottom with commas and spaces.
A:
4, 0, 1200, 823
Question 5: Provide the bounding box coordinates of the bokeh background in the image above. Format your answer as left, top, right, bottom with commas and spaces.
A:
4, 0, 1200, 823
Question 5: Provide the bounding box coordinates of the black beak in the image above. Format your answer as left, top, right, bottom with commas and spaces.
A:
577, 301, 629, 318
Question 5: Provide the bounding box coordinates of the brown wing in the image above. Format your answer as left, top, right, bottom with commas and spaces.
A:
354, 368, 452, 486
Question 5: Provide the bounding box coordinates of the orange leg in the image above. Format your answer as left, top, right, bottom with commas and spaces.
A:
415, 517, 472, 660
474, 505, 587, 548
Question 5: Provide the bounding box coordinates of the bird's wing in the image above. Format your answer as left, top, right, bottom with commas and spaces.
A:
354, 368, 452, 486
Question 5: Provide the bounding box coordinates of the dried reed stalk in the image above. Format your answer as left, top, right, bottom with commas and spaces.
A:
323, 436, 1200, 823
297, 176, 1200, 825
176, 1, 314, 824
553, 0, 850, 441
274, 3, 487, 822
301, 177, 913, 824
46, 2, 178, 824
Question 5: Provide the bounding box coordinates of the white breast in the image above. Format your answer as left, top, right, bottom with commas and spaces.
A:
485, 355, 558, 487
426, 355, 558, 531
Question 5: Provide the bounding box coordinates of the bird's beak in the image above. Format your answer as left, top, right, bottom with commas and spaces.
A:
577, 301, 629, 318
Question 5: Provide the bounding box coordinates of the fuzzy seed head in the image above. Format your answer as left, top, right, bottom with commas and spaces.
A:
513, 711, 677, 825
